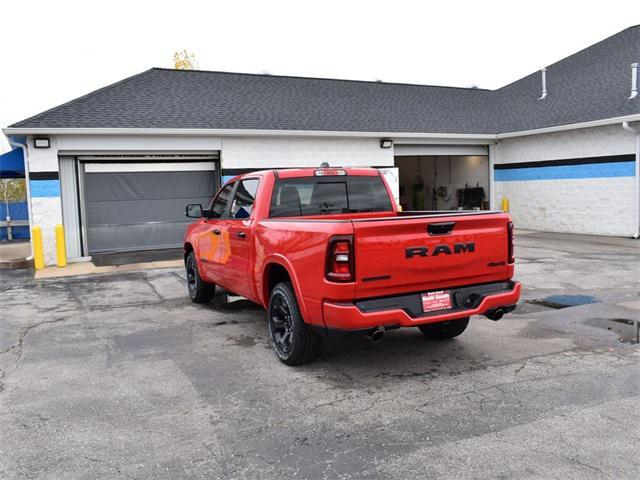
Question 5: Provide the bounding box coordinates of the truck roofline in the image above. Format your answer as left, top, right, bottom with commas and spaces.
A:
227, 167, 382, 184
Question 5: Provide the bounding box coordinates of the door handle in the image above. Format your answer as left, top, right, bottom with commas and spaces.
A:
237, 231, 246, 239
428, 222, 456, 235
212, 229, 221, 235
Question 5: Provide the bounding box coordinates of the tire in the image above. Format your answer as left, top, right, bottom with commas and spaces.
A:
268, 282, 321, 365
418, 317, 470, 340
185, 252, 216, 303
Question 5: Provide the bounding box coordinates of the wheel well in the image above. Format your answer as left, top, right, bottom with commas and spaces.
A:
184, 242, 193, 263
263, 263, 291, 302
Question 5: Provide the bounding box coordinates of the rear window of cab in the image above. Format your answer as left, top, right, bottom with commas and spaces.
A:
269, 175, 393, 218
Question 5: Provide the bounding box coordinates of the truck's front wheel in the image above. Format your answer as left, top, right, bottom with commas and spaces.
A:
268, 282, 321, 365
185, 252, 216, 303
418, 317, 469, 340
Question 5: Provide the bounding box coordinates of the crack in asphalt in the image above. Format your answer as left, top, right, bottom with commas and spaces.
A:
0, 314, 83, 392
82, 455, 140, 480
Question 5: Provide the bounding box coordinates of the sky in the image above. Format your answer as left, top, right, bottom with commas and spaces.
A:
1, 0, 638, 152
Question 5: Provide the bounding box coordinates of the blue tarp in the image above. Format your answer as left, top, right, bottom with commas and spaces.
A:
0, 148, 25, 178
0, 201, 30, 240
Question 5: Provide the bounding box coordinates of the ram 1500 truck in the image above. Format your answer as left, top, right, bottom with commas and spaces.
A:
184, 166, 521, 365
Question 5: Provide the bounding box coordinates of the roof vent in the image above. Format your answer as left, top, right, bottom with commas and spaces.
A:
538, 68, 547, 100
630, 63, 638, 99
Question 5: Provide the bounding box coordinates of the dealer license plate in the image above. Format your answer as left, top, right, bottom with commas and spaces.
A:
421, 291, 452, 313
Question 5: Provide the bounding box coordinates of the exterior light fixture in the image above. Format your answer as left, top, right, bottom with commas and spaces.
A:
33, 137, 50, 148
380, 139, 393, 149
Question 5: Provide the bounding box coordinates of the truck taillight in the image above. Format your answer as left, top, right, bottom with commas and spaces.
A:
326, 236, 354, 282
507, 221, 515, 264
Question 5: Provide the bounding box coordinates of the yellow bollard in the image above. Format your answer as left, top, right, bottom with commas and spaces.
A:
32, 226, 45, 270
55, 224, 67, 268
501, 197, 510, 213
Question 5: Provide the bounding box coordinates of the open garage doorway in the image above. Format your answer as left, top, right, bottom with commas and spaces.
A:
394, 146, 489, 211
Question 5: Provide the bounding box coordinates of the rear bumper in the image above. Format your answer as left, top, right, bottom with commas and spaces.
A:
321, 280, 521, 332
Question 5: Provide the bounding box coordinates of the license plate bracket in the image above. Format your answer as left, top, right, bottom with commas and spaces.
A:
421, 290, 452, 313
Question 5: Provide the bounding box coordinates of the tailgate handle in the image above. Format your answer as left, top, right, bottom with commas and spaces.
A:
428, 222, 456, 235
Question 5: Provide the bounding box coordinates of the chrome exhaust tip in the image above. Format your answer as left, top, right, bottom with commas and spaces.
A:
367, 326, 385, 343
486, 309, 504, 321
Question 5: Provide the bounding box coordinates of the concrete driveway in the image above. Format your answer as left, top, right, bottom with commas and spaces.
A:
1, 231, 639, 479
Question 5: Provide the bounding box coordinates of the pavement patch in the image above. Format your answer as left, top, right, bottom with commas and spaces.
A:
528, 294, 600, 310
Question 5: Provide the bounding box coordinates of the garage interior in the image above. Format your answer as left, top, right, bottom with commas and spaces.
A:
59, 153, 220, 261
394, 145, 489, 211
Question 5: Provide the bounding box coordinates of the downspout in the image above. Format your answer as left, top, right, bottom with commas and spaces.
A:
7, 137, 34, 259
622, 121, 640, 238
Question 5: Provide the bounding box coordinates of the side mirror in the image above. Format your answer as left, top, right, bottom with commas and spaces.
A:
185, 203, 203, 218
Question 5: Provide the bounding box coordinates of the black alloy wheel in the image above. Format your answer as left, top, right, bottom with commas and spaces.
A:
185, 252, 215, 303
270, 293, 294, 356
267, 282, 321, 365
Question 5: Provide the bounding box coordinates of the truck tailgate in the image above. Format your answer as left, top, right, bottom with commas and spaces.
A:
352, 212, 512, 298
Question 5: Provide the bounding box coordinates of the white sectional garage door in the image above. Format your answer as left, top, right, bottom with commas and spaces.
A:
81, 158, 218, 254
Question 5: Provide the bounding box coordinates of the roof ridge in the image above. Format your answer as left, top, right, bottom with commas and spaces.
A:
149, 67, 492, 91
9, 69, 154, 128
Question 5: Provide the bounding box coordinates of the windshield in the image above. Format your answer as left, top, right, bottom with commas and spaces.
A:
269, 175, 393, 218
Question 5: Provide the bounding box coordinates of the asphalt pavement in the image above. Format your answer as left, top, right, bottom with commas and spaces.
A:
0, 230, 639, 479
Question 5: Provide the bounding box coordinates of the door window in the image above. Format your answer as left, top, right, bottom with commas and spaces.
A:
209, 182, 235, 218
229, 179, 260, 219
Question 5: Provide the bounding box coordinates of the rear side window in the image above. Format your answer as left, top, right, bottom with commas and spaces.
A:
229, 179, 260, 219
269, 175, 393, 218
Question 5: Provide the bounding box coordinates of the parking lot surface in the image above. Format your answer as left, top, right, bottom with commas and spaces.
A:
1, 231, 639, 479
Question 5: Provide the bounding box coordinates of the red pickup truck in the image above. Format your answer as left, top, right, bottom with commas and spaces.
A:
184, 166, 521, 365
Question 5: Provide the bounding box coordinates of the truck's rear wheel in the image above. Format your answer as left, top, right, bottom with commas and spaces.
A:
268, 282, 321, 365
185, 252, 215, 303
419, 317, 469, 340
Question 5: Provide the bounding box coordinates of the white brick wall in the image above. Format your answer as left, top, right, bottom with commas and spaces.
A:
495, 177, 635, 236
494, 124, 638, 236
31, 197, 63, 265
495, 124, 637, 164
26, 136, 59, 172
221, 136, 394, 169
20, 128, 638, 261
26, 139, 62, 266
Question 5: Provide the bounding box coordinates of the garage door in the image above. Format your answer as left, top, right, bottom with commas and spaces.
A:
82, 160, 218, 254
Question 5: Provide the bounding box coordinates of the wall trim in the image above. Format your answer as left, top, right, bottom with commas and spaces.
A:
29, 171, 59, 180
4, 114, 639, 140
4, 127, 495, 139
494, 115, 640, 139
494, 154, 636, 170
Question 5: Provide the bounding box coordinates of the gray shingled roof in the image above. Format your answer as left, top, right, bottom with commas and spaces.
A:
9, 26, 639, 134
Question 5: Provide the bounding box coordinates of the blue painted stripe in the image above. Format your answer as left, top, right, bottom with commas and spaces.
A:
495, 161, 636, 181
30, 179, 60, 197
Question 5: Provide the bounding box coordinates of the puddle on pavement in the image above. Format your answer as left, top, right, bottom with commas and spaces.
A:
585, 318, 639, 344
527, 294, 600, 310
225, 333, 260, 347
